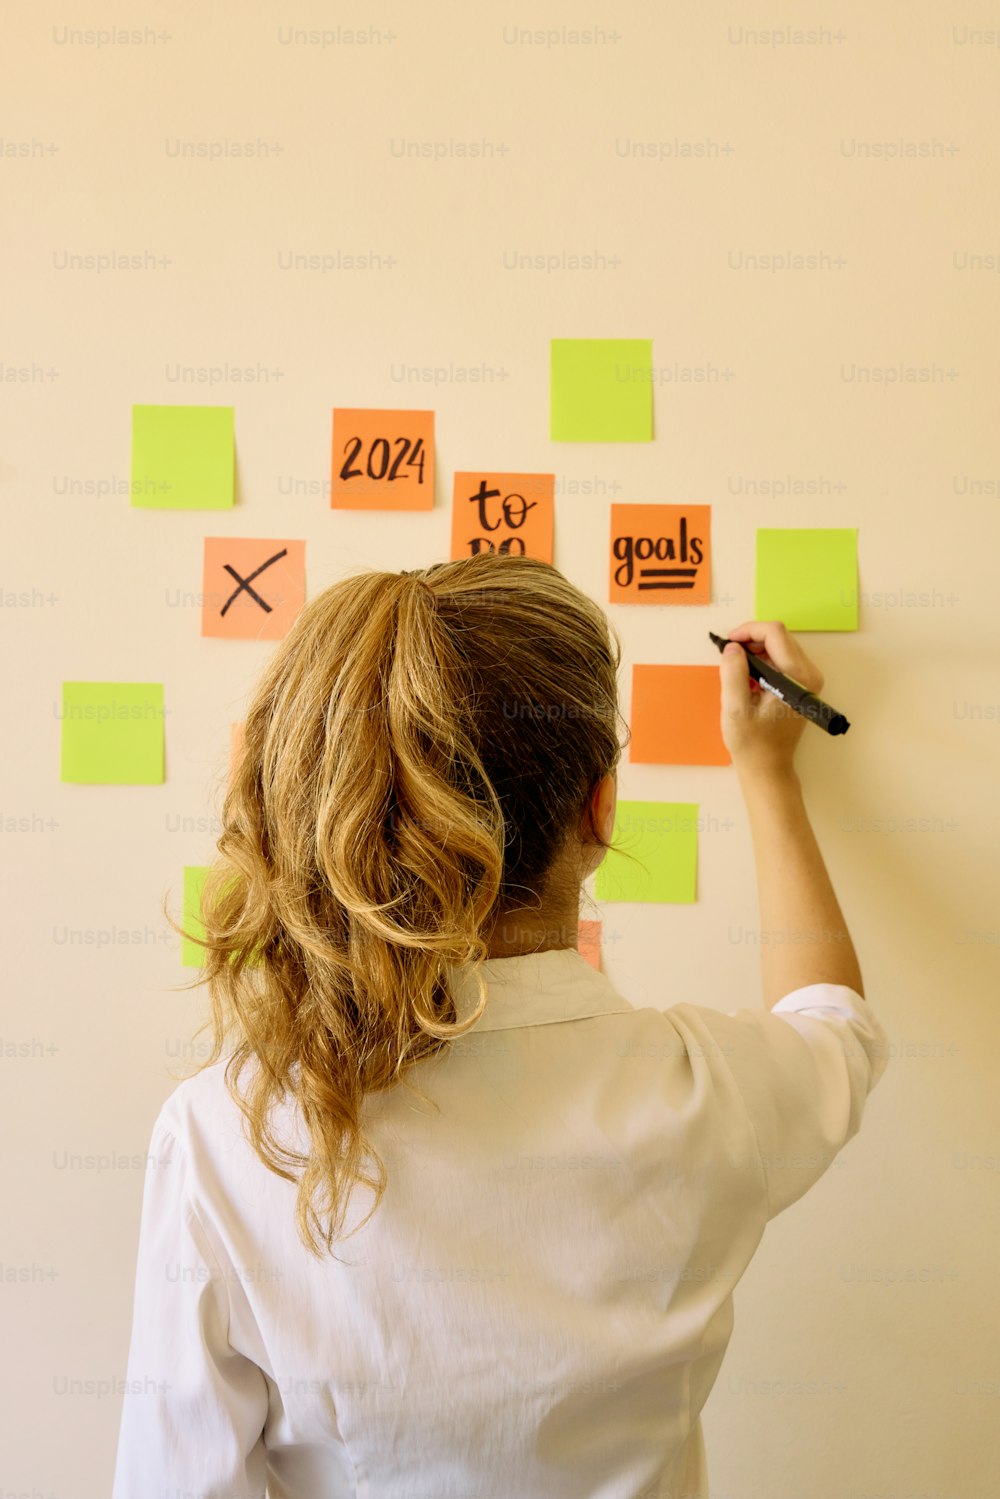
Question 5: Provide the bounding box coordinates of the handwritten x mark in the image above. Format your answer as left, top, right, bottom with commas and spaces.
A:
220, 549, 288, 617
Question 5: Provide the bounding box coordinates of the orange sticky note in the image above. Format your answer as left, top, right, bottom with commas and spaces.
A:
331, 408, 434, 509
201, 538, 306, 640
630, 664, 730, 765
451, 472, 554, 562
610, 504, 711, 605
578, 918, 602, 971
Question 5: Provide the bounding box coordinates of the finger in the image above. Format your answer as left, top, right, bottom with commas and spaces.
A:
726, 620, 787, 652
725, 621, 821, 690
718, 638, 752, 721
724, 620, 774, 660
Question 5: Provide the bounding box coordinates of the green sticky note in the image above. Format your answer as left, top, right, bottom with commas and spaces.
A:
131, 404, 235, 508
182, 866, 211, 968
550, 338, 653, 441
755, 528, 859, 631
182, 865, 262, 970
60, 682, 165, 783
594, 799, 698, 903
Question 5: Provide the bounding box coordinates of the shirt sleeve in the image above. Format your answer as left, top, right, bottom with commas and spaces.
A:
670, 983, 890, 1221
111, 1110, 270, 1498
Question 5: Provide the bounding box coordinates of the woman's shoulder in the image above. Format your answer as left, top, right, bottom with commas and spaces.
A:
152, 1054, 270, 1152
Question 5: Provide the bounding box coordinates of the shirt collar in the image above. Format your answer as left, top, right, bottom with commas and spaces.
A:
444, 947, 635, 1032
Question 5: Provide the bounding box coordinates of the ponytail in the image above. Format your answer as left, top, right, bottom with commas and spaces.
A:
167, 552, 627, 1259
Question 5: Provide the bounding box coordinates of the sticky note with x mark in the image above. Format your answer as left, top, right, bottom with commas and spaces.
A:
201, 538, 306, 640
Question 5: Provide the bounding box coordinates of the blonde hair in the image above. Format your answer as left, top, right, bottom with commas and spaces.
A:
167, 551, 629, 1259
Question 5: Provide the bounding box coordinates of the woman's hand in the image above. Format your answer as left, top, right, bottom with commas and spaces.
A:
719, 620, 825, 779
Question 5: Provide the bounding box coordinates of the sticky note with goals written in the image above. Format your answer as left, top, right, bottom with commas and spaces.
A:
594, 800, 698, 903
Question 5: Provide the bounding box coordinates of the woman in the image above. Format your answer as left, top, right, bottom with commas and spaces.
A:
112, 551, 888, 1498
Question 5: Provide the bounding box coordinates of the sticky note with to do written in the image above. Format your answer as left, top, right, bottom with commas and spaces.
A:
610, 504, 711, 605
451, 472, 554, 561
755, 528, 859, 631
331, 409, 434, 509
593, 800, 698, 904
550, 338, 653, 441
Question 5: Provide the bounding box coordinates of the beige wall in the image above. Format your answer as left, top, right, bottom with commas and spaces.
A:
4, 2, 999, 1493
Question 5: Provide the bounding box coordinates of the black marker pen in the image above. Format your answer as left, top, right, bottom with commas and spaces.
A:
708, 632, 851, 737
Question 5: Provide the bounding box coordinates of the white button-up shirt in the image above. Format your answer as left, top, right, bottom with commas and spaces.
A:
112, 948, 890, 1498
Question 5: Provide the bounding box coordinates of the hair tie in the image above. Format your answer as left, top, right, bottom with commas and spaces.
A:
401, 570, 436, 603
